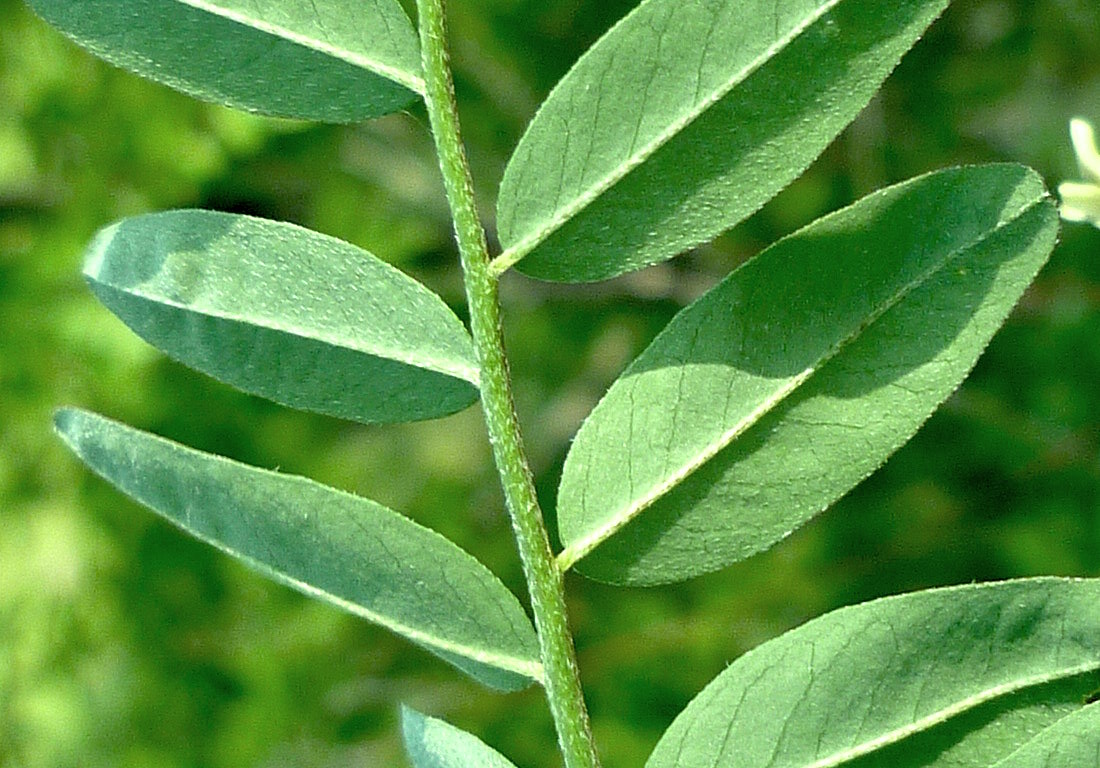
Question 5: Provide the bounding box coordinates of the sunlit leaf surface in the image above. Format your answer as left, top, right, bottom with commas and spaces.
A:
497, 0, 950, 281
26, 0, 423, 121
991, 703, 1100, 768
558, 165, 1059, 585
84, 210, 480, 424
55, 408, 543, 691
647, 578, 1100, 768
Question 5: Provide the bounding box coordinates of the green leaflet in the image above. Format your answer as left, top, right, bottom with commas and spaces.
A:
84, 210, 479, 424
646, 578, 1100, 768
55, 408, 542, 691
26, 0, 422, 121
495, 0, 950, 281
557, 165, 1059, 585
991, 703, 1100, 768
401, 706, 521, 768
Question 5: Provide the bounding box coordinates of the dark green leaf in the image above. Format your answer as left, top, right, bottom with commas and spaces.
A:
55, 408, 542, 691
557, 165, 1059, 585
401, 706, 521, 768
84, 210, 479, 424
496, 0, 951, 281
26, 0, 422, 121
647, 578, 1100, 768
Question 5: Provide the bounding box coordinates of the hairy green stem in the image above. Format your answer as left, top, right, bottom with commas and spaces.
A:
415, 2, 601, 767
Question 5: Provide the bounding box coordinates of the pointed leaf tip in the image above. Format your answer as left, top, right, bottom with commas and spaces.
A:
55, 408, 542, 691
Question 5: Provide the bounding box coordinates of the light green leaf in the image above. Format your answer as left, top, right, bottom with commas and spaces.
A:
557, 165, 1058, 585
84, 210, 479, 424
401, 706, 521, 768
495, 0, 951, 282
646, 578, 1100, 768
992, 703, 1100, 768
26, 0, 423, 121
55, 408, 543, 691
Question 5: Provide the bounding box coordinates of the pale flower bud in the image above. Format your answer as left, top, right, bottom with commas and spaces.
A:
1058, 117, 1100, 228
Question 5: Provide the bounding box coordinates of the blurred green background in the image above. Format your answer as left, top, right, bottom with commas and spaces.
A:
1, 0, 1098, 766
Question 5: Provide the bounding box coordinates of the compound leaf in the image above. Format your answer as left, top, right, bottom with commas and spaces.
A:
401, 706, 521, 768
647, 578, 1100, 768
84, 210, 479, 425
557, 165, 1058, 585
496, 0, 950, 281
55, 408, 542, 691
26, 0, 422, 121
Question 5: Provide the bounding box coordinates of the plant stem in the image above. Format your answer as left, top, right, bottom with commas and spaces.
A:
415, 2, 601, 767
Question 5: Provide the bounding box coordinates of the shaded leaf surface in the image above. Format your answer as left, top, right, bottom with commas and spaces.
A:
557, 165, 1059, 585
992, 703, 1100, 768
84, 210, 479, 424
647, 578, 1100, 768
837, 676, 1093, 767
54, 408, 542, 691
402, 706, 521, 768
496, 0, 950, 281
26, 0, 422, 121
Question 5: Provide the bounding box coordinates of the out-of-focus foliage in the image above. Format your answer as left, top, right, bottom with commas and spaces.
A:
1, 0, 1097, 766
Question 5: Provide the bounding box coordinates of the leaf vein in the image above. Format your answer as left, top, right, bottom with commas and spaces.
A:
178, 0, 424, 93
498, 0, 847, 269
559, 194, 1046, 571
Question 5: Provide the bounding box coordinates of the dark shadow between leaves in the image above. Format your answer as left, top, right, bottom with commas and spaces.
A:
574, 187, 1055, 584
622, 166, 1044, 386
843, 670, 1100, 768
